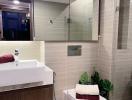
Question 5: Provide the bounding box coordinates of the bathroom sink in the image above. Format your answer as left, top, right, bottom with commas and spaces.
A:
0, 60, 37, 69
0, 60, 53, 87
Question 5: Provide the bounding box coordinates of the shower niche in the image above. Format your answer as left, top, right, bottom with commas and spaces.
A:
117, 0, 131, 49
34, 0, 100, 41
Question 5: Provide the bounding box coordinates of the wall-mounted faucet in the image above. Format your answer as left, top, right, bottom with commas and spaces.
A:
14, 49, 19, 66
14, 49, 19, 56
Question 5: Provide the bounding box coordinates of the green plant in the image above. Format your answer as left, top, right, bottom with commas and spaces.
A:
91, 71, 101, 84
99, 79, 113, 100
79, 72, 91, 85
79, 71, 114, 100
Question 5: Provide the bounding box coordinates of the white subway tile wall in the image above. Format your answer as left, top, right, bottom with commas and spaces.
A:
45, 42, 97, 100
97, 0, 115, 80
97, 0, 132, 100
113, 0, 132, 100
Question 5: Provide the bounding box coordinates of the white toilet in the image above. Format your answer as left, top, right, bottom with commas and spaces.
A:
63, 89, 107, 100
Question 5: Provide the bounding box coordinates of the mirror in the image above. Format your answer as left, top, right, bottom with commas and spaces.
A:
34, 0, 99, 41
69, 0, 99, 41
0, 0, 33, 41
34, 0, 69, 41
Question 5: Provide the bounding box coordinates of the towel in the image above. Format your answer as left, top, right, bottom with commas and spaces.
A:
0, 54, 15, 64
76, 93, 99, 100
76, 84, 99, 95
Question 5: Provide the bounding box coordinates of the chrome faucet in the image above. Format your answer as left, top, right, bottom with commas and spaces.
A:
15, 49, 19, 56
14, 49, 19, 66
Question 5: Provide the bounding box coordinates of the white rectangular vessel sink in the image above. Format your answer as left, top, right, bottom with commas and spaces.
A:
0, 60, 53, 87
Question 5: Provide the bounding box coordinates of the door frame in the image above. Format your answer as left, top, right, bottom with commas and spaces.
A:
0, 10, 3, 40
0, 2, 34, 41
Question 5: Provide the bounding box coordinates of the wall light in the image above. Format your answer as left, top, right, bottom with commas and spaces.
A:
13, 0, 20, 5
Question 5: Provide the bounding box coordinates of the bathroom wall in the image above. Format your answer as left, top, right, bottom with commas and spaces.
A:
45, 42, 98, 100
97, 0, 115, 99
97, 0, 132, 100
113, 51, 132, 100
112, 0, 132, 100
97, 0, 115, 79
0, 41, 45, 64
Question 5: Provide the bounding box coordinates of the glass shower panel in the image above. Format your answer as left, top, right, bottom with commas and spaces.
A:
69, 0, 93, 41
34, 0, 69, 41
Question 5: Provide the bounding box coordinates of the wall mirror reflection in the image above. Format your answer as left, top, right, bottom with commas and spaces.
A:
34, 0, 99, 41
34, 0, 70, 41
0, 0, 99, 41
0, 0, 33, 41
69, 0, 99, 41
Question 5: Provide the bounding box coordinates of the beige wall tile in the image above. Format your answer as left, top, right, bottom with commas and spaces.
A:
45, 42, 97, 100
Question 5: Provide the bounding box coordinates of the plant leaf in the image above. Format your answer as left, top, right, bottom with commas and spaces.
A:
79, 72, 91, 85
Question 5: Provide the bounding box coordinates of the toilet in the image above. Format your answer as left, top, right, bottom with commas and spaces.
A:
63, 89, 107, 100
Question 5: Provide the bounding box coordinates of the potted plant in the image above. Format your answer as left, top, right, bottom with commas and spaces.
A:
91, 71, 113, 100
91, 71, 100, 85
99, 79, 113, 100
79, 71, 114, 100
79, 72, 91, 85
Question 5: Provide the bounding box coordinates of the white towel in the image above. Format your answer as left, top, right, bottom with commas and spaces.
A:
63, 89, 107, 100
75, 84, 99, 95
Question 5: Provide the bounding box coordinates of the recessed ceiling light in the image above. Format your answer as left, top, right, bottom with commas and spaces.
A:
13, 0, 20, 5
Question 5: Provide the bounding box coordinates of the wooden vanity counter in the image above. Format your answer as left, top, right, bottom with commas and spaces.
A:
0, 84, 53, 100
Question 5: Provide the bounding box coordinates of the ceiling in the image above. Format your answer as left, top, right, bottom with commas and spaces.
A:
41, 0, 75, 4
0, 0, 30, 8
